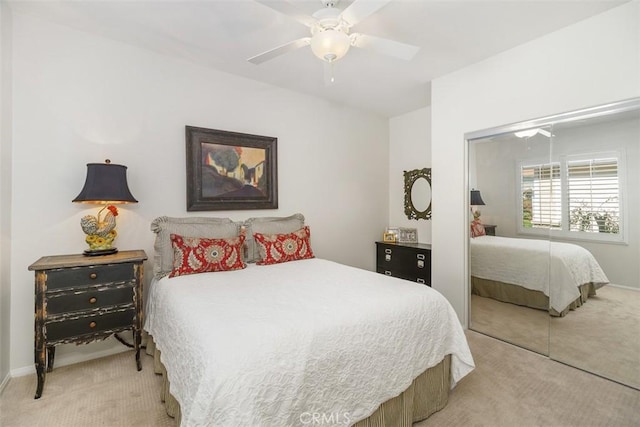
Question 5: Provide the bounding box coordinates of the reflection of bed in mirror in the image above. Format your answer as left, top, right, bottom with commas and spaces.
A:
470, 235, 609, 316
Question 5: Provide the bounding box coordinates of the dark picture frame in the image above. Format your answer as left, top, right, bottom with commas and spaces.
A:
403, 168, 432, 220
185, 126, 278, 211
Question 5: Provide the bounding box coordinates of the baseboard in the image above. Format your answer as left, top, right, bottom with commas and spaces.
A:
10, 345, 130, 378
0, 371, 10, 395
608, 283, 638, 291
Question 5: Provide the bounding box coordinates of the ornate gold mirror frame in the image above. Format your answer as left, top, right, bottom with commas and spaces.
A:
404, 168, 432, 220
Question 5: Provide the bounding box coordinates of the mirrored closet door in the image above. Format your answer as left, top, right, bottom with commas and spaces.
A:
467, 98, 640, 390
548, 107, 640, 389
468, 126, 552, 355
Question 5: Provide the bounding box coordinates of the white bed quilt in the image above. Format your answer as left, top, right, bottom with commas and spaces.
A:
470, 236, 609, 312
144, 258, 474, 427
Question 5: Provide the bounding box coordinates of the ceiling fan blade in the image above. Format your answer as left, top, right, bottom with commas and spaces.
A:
340, 0, 392, 26
248, 37, 311, 65
254, 0, 317, 28
351, 33, 420, 60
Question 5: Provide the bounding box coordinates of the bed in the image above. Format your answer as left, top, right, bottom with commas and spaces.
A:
469, 235, 609, 316
143, 215, 475, 426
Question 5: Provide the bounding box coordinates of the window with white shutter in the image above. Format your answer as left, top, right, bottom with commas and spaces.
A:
567, 158, 619, 234
518, 153, 623, 242
521, 163, 561, 229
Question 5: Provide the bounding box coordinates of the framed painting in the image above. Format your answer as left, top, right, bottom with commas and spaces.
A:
185, 126, 278, 211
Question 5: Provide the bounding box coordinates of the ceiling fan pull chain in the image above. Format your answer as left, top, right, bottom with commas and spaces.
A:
330, 61, 336, 83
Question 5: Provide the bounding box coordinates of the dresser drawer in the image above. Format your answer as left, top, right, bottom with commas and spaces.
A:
377, 246, 429, 271
46, 263, 135, 291
402, 257, 431, 283
46, 285, 135, 315
46, 308, 136, 342
377, 267, 430, 284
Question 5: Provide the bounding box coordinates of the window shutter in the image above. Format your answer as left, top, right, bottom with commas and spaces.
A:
521, 163, 561, 229
567, 158, 619, 234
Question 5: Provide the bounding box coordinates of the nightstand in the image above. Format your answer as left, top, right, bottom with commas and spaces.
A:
483, 224, 497, 236
376, 241, 432, 286
28, 250, 147, 399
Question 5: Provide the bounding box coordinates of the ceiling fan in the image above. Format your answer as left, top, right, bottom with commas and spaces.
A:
248, 0, 420, 68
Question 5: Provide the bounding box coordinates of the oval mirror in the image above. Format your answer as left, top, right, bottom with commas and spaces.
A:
404, 168, 432, 220
411, 177, 431, 212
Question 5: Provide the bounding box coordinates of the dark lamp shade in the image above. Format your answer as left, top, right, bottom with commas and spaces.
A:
73, 162, 138, 204
470, 190, 485, 206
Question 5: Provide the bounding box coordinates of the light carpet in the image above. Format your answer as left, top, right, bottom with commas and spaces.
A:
470, 292, 549, 354
549, 285, 640, 389
471, 285, 640, 389
1, 331, 638, 426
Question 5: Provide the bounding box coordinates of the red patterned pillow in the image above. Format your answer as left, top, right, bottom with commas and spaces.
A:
254, 226, 315, 265
470, 219, 486, 238
169, 233, 246, 278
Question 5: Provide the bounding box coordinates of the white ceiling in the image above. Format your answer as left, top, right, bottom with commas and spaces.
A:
7, 0, 627, 117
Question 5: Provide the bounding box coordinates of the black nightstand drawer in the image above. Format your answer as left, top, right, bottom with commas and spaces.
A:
46, 263, 135, 291
483, 224, 497, 236
46, 285, 135, 315
46, 308, 136, 342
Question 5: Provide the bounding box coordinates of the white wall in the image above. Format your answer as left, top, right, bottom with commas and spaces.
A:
0, 1, 13, 389
431, 1, 640, 324
388, 107, 432, 243
9, 12, 389, 373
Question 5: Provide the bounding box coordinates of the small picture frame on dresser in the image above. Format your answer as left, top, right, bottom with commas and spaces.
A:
397, 227, 418, 243
385, 227, 399, 243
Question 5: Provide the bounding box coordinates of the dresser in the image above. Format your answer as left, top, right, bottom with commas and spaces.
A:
28, 250, 147, 399
375, 241, 432, 286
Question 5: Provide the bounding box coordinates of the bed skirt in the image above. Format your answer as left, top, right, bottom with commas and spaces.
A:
471, 276, 598, 317
145, 335, 452, 426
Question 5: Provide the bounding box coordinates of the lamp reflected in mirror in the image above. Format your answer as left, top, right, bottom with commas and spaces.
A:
470, 189, 485, 221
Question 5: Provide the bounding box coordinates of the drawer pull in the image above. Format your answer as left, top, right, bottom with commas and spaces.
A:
384, 271, 392, 276
417, 278, 426, 284
89, 297, 97, 304
417, 260, 424, 268
385, 254, 391, 262
89, 273, 97, 280
384, 249, 392, 254
89, 321, 97, 329
417, 254, 425, 260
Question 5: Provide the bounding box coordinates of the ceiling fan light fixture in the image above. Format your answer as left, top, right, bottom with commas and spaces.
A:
514, 129, 540, 138
514, 128, 552, 139
310, 28, 351, 62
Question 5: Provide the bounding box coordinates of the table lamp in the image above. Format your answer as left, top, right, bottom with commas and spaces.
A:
73, 159, 138, 256
470, 189, 486, 220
